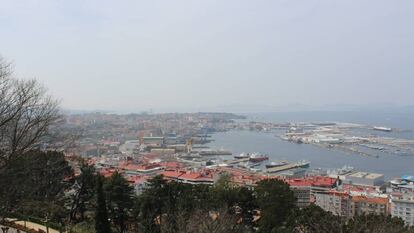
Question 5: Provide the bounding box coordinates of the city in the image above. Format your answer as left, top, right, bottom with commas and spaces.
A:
2, 1, 414, 233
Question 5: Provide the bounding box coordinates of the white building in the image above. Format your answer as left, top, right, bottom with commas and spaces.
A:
345, 172, 384, 186
314, 191, 352, 217
391, 191, 414, 226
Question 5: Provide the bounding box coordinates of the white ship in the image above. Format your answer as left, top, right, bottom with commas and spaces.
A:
373, 126, 392, 132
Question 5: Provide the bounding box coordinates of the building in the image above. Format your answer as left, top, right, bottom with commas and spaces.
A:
142, 137, 165, 147
287, 176, 338, 208
351, 195, 389, 216
314, 190, 352, 217
345, 172, 384, 186
391, 191, 414, 226
121, 163, 165, 175
161, 170, 215, 185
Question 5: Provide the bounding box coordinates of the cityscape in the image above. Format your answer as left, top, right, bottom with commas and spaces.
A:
2, 1, 414, 233
57, 112, 414, 226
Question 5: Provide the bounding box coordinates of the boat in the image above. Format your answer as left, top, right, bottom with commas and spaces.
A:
250, 168, 262, 172
297, 160, 310, 168
266, 161, 289, 169
234, 152, 250, 159
237, 161, 262, 169
248, 161, 262, 167
249, 153, 269, 163
373, 126, 392, 132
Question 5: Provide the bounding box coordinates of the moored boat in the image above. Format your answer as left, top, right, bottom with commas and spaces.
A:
249, 153, 269, 163
265, 161, 289, 169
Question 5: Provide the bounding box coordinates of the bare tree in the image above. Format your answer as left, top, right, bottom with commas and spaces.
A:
0, 56, 62, 168
160, 209, 250, 233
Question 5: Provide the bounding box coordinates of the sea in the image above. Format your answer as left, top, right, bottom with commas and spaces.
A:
206, 110, 414, 180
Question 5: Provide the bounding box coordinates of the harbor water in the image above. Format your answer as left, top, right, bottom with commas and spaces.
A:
207, 111, 414, 179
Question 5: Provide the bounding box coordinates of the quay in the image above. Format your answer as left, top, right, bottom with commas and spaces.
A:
266, 163, 306, 173
227, 158, 250, 164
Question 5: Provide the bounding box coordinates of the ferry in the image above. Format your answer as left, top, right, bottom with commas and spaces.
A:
249, 153, 269, 163
373, 126, 392, 132
234, 152, 250, 159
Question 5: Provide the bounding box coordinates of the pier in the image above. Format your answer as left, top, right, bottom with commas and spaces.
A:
266, 163, 305, 173
227, 158, 250, 164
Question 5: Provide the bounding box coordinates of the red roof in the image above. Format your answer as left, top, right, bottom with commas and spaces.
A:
180, 173, 202, 180
352, 195, 388, 205
162, 171, 185, 179
287, 176, 337, 188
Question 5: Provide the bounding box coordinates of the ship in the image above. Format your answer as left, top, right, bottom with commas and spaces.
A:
249, 153, 269, 163
238, 161, 262, 169
297, 160, 310, 168
373, 126, 392, 132
234, 152, 250, 159
265, 161, 289, 169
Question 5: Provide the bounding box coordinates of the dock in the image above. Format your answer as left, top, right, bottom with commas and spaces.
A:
227, 158, 250, 164
266, 163, 305, 173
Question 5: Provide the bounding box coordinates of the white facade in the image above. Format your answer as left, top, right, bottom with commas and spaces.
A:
391, 193, 414, 226
314, 192, 351, 217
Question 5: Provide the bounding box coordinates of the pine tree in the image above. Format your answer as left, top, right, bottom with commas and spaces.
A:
105, 172, 134, 233
95, 176, 111, 233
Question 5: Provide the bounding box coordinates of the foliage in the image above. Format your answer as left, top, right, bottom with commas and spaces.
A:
95, 175, 111, 233
284, 204, 345, 233
254, 179, 296, 233
105, 172, 134, 233
0, 150, 73, 222
70, 162, 97, 223
346, 214, 414, 233
70, 220, 96, 233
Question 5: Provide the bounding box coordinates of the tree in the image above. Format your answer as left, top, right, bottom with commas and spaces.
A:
346, 214, 414, 233
164, 208, 248, 233
284, 204, 345, 233
254, 179, 296, 233
0, 56, 61, 169
69, 161, 97, 223
136, 175, 168, 233
0, 150, 73, 222
212, 174, 256, 228
105, 172, 134, 233
95, 175, 111, 233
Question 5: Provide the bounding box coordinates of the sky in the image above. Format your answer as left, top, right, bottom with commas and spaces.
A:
1, 0, 414, 113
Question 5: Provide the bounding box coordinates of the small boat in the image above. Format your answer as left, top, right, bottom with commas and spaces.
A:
297, 160, 310, 168
266, 161, 289, 169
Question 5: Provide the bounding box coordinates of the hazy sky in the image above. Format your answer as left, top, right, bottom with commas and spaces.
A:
1, 0, 414, 112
